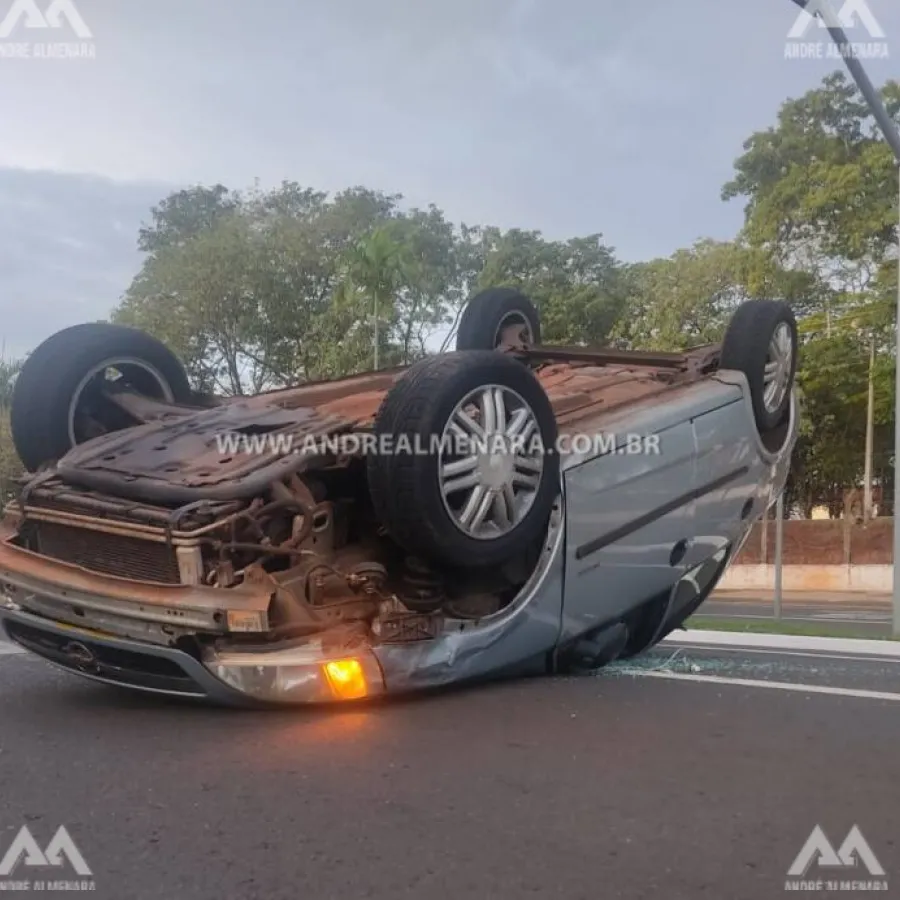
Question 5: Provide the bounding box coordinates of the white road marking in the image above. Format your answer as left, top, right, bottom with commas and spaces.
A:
0, 642, 24, 656
626, 669, 900, 703
662, 628, 900, 658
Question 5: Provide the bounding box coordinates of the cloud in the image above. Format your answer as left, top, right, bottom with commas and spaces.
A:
0, 168, 174, 357
0, 0, 898, 354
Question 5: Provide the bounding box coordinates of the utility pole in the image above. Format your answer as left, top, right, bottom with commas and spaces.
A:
785, 0, 900, 635
774, 493, 784, 620
373, 294, 379, 371
864, 331, 875, 523
895, 171, 900, 636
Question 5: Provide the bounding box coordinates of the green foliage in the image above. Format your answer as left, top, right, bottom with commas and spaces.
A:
116, 183, 473, 390
0, 410, 21, 505
614, 241, 769, 349
0, 357, 21, 408
113, 185, 625, 389
723, 72, 899, 269
466, 226, 626, 346
0, 356, 23, 504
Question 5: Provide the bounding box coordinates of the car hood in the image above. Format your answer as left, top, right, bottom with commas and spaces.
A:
50, 398, 356, 505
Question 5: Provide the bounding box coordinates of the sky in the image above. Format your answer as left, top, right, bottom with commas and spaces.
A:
0, 0, 898, 359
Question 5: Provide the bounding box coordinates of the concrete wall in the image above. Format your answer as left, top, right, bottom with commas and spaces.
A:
735, 518, 893, 566
720, 564, 892, 592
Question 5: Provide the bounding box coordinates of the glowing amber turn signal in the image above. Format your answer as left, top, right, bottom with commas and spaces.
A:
323, 658, 368, 700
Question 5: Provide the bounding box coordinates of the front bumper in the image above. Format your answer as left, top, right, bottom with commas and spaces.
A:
0, 496, 567, 704
0, 606, 387, 707
0, 535, 389, 705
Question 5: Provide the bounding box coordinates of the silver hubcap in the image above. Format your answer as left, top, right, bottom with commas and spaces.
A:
67, 357, 175, 445
763, 323, 793, 413
439, 385, 544, 540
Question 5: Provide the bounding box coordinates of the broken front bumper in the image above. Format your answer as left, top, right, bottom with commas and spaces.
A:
0, 500, 566, 705
0, 537, 387, 705
0, 606, 387, 706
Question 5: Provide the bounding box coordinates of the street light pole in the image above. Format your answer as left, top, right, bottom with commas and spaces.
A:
785, 0, 900, 634
775, 492, 784, 619
894, 172, 900, 635
374, 295, 379, 371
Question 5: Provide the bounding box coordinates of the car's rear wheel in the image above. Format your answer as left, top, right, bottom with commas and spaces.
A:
367, 350, 559, 568
719, 299, 798, 433
455, 287, 541, 352
10, 323, 192, 471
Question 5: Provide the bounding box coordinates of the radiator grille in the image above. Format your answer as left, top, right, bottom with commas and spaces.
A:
30, 521, 182, 584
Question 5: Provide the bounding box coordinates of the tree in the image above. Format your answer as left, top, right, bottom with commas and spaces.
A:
463, 226, 627, 346
723, 71, 899, 273
0, 357, 21, 409
115, 184, 465, 389
0, 356, 23, 504
117, 212, 274, 394
342, 225, 414, 370
610, 240, 819, 351
137, 184, 239, 254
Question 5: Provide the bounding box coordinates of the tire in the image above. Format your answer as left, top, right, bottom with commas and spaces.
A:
367, 350, 560, 568
719, 299, 798, 433
366, 356, 440, 532
10, 323, 192, 472
455, 287, 541, 352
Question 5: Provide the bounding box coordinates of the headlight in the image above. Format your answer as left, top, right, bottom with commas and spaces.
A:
203, 640, 385, 703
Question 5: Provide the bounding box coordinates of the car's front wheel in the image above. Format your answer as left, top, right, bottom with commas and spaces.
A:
367, 350, 560, 568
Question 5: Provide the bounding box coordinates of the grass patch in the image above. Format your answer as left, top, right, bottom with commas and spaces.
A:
0, 410, 23, 505
686, 615, 900, 641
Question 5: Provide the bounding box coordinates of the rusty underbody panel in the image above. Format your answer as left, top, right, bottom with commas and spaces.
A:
34, 344, 720, 503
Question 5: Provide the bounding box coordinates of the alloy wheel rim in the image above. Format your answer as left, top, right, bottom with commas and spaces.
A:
438, 384, 544, 540
763, 323, 793, 414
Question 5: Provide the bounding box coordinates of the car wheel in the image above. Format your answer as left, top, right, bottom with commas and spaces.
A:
455, 287, 541, 352
719, 299, 798, 433
10, 323, 192, 471
367, 350, 560, 568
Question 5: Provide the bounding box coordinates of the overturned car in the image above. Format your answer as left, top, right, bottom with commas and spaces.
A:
0, 288, 798, 704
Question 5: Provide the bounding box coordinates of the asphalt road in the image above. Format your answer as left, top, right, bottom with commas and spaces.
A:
2, 639, 899, 900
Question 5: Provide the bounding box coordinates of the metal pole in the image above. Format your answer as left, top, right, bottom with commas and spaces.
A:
894, 171, 900, 636
786, 1, 900, 160
785, 0, 900, 634
775, 492, 784, 619
373, 295, 379, 371
864, 332, 875, 522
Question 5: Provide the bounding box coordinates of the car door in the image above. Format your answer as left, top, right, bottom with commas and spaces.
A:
560, 417, 697, 642
686, 385, 770, 568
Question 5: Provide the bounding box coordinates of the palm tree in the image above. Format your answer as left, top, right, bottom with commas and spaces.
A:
345, 226, 415, 370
